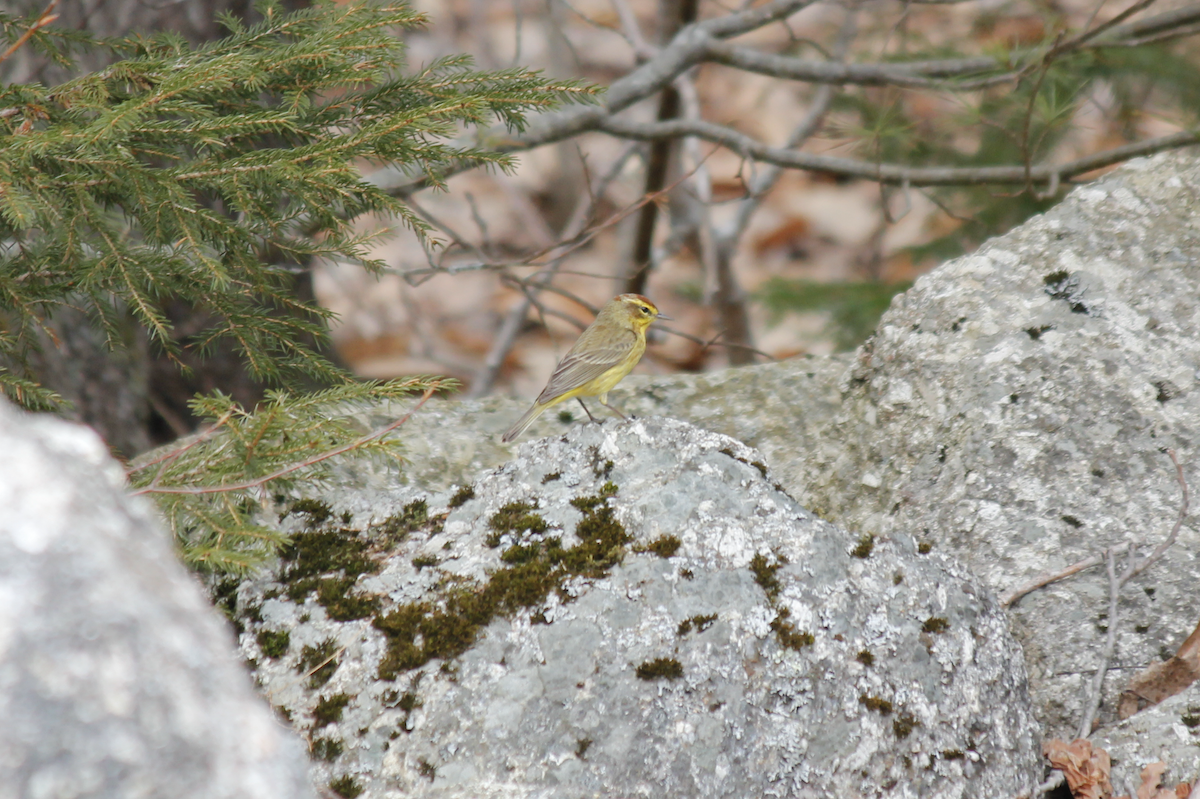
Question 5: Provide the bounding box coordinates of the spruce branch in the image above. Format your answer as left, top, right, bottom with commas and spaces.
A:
0, 0, 598, 406
127, 376, 453, 573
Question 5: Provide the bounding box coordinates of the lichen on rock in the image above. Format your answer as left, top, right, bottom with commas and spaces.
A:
235, 417, 1040, 798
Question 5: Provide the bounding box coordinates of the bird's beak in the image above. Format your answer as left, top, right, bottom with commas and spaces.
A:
655, 312, 672, 322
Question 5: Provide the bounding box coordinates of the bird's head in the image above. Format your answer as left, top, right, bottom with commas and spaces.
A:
610, 293, 669, 331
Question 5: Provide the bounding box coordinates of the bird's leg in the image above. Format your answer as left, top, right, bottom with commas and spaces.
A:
576, 398, 599, 423
597, 395, 628, 420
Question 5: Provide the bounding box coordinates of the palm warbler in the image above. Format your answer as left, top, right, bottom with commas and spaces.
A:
501, 293, 668, 442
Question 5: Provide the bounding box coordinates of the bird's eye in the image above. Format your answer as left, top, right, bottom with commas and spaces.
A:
640, 306, 651, 315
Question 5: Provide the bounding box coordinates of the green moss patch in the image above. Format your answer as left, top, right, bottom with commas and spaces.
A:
677, 613, 717, 636
637, 534, 681, 558
328, 775, 362, 798
448, 485, 475, 508
859, 694, 894, 714
310, 736, 344, 762
750, 553, 785, 599
850, 534, 875, 559
317, 577, 381, 621
284, 498, 334, 526
281, 528, 379, 595
373, 492, 632, 680
635, 657, 683, 680
299, 638, 341, 688
486, 501, 548, 546
376, 499, 432, 544
256, 628, 291, 659
922, 617, 950, 634
770, 616, 814, 650
893, 712, 919, 739
750, 553, 817, 654
312, 693, 352, 728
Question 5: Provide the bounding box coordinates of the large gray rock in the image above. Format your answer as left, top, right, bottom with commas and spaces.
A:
234, 417, 1040, 798
350, 149, 1200, 749
0, 402, 315, 799
797, 149, 1200, 737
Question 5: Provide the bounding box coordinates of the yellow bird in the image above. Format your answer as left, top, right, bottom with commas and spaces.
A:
501, 293, 668, 443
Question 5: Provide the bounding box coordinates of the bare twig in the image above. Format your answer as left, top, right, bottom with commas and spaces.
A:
597, 118, 1200, 187
625, 0, 699, 296
1004, 450, 1188, 607
1002, 550, 1114, 607
465, 145, 638, 399
0, 0, 59, 66
1122, 448, 1189, 582
1076, 548, 1123, 737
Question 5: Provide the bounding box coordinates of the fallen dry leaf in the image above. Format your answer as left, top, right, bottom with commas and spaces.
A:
1139, 762, 1171, 799
1120, 618, 1200, 720
1044, 738, 1114, 799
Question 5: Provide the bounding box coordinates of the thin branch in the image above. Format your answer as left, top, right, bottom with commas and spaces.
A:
597, 118, 1200, 187
1003, 550, 1113, 607
1076, 548, 1122, 737
703, 39, 1017, 90
717, 6, 858, 243
1122, 448, 1189, 582
131, 410, 237, 491
130, 387, 438, 497
0, 0, 59, 66
625, 0, 699, 296
1004, 450, 1188, 607
466, 144, 638, 399
1057, 0, 1159, 51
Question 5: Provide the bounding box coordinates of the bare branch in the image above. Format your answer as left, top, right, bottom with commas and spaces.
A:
1122, 448, 1189, 582
626, 0, 700, 295
0, 0, 59, 66
597, 117, 1200, 187
1077, 548, 1123, 737
1002, 550, 1113, 607
1004, 450, 1188, 607
718, 6, 858, 243
703, 39, 1015, 89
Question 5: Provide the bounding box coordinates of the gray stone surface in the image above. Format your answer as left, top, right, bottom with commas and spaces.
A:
790, 149, 1200, 738
358, 352, 848, 498
0, 402, 315, 799
1089, 681, 1200, 796
345, 149, 1200, 754
237, 417, 1040, 798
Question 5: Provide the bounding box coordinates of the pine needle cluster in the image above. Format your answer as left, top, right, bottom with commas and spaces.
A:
1, 0, 596, 572
127, 377, 451, 573
0, 0, 594, 407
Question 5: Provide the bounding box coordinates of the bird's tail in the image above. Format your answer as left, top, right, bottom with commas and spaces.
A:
501, 402, 546, 443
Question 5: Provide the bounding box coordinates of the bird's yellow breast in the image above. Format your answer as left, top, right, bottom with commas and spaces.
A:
565, 334, 646, 401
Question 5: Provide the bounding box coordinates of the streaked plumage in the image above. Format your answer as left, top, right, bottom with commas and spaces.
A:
501, 294, 666, 443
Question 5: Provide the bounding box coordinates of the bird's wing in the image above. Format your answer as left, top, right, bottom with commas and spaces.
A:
536, 327, 636, 404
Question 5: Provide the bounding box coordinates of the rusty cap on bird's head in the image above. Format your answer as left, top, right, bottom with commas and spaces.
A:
614, 293, 671, 320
